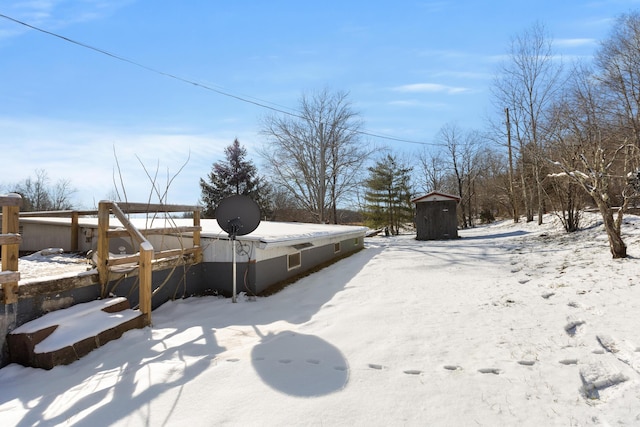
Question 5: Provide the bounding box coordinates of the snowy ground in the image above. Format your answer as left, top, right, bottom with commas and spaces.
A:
18, 249, 92, 284
2, 213, 640, 426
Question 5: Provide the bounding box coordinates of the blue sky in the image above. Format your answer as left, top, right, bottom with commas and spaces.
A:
1, 0, 638, 209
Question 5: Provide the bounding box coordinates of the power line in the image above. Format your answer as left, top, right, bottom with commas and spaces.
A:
0, 13, 438, 147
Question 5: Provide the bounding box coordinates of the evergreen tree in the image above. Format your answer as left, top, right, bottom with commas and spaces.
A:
200, 139, 271, 218
363, 154, 413, 234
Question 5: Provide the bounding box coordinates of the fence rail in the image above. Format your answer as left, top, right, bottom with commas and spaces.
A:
97, 201, 202, 326
0, 194, 22, 304
1, 198, 202, 325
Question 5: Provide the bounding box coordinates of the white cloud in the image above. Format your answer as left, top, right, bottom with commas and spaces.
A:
393, 83, 470, 94
0, 117, 254, 208
430, 70, 493, 80
555, 38, 596, 48
0, 0, 133, 40
388, 100, 449, 109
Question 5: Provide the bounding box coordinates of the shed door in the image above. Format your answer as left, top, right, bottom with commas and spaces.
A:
435, 204, 454, 238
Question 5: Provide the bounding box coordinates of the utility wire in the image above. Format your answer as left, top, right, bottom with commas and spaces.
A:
0, 13, 437, 146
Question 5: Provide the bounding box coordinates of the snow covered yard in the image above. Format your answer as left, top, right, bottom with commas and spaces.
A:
2, 213, 640, 426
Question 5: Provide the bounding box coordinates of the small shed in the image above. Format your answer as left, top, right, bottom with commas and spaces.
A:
412, 192, 460, 240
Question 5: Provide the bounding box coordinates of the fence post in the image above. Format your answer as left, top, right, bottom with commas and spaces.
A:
193, 209, 202, 263
139, 241, 153, 326
2, 194, 21, 304
71, 211, 79, 252
97, 201, 110, 297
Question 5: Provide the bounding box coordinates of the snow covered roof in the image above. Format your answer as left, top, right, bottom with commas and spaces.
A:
19, 217, 368, 249
411, 191, 461, 203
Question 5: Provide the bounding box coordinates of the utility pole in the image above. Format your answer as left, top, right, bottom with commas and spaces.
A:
506, 107, 518, 223
318, 122, 326, 223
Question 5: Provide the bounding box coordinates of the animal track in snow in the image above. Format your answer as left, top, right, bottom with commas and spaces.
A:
403, 369, 422, 375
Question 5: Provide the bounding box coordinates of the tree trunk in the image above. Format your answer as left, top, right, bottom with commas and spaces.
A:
521, 170, 533, 222
535, 161, 544, 225
598, 204, 627, 258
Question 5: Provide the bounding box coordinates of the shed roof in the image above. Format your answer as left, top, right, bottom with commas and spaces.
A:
411, 192, 461, 203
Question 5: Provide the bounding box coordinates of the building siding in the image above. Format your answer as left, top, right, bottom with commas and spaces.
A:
415, 200, 459, 240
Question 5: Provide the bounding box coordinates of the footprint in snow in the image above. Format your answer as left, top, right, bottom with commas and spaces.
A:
564, 318, 586, 336
443, 365, 462, 371
478, 368, 502, 375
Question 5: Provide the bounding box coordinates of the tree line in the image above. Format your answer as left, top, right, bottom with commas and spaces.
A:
0, 169, 76, 211
201, 11, 640, 258
6, 12, 640, 259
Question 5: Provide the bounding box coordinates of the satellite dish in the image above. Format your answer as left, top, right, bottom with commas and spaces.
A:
215, 195, 261, 238
215, 195, 261, 303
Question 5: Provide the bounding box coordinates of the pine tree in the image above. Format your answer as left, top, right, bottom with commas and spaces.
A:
200, 139, 271, 218
363, 154, 413, 234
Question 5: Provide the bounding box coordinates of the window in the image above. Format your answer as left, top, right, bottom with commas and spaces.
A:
334, 242, 341, 253
288, 252, 301, 270
354, 237, 359, 246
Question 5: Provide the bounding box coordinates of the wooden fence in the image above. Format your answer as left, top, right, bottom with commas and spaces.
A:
0, 194, 22, 304
20, 208, 100, 252
97, 201, 202, 326
1, 198, 202, 325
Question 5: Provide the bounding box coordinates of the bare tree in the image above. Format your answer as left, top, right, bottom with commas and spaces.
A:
473, 145, 509, 222
417, 147, 449, 194
437, 123, 481, 228
260, 89, 370, 223
491, 21, 564, 224
50, 178, 76, 210
547, 63, 637, 258
594, 11, 640, 147
12, 169, 76, 211
545, 12, 640, 258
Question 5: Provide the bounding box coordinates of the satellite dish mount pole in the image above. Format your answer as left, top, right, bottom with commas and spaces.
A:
216, 195, 261, 304
228, 217, 242, 303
